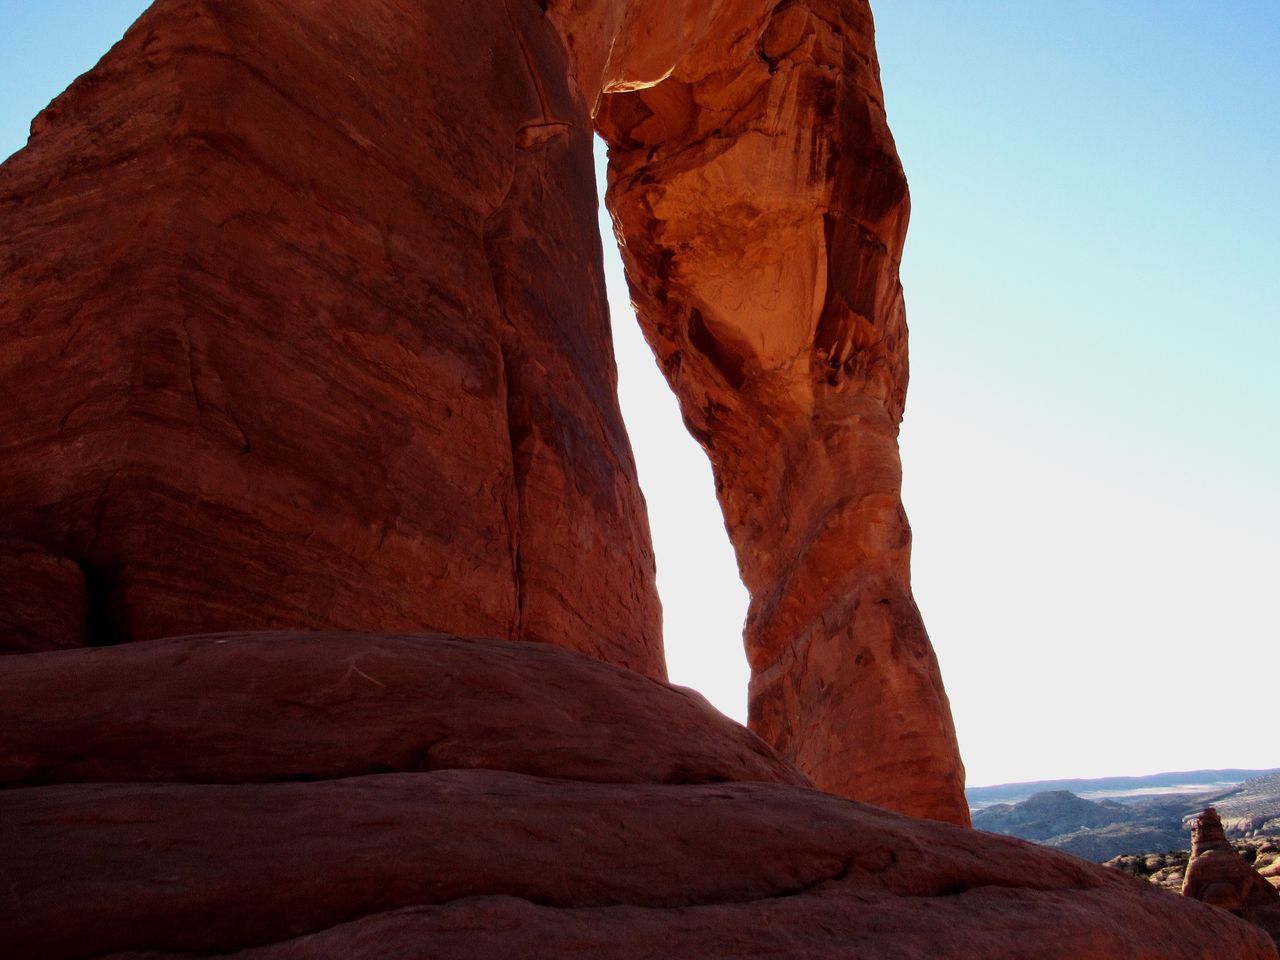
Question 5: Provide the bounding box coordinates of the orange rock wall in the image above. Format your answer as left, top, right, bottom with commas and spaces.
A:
582, 0, 967, 823
0, 0, 663, 676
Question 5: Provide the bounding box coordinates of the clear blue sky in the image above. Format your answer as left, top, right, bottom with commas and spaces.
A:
2, 2, 1276, 785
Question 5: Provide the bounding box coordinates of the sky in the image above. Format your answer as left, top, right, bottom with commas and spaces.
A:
3, 2, 1275, 787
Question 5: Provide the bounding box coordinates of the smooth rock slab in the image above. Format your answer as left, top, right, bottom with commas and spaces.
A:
4, 772, 1273, 960
0, 631, 803, 788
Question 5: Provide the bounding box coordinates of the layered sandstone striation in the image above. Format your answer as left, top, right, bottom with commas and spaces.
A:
0, 0, 662, 675
2, 632, 1274, 960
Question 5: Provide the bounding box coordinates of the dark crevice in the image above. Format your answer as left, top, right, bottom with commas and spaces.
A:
79, 560, 122, 647
502, 342, 527, 644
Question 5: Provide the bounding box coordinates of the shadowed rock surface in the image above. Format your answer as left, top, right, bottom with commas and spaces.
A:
1, 632, 1274, 960
0, 631, 804, 789
0, 539, 86, 653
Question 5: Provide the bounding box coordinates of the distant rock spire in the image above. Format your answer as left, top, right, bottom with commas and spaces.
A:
1182, 807, 1280, 948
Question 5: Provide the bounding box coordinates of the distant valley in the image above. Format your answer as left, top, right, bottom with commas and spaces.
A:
969, 769, 1280, 863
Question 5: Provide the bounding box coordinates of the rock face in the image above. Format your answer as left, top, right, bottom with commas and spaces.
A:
0, 0, 663, 676
591, 0, 967, 822
0, 539, 86, 653
0, 631, 804, 790
1182, 808, 1280, 945
0, 0, 966, 823
2, 632, 1275, 960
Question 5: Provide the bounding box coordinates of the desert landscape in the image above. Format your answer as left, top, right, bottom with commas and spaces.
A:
1, 1, 1275, 958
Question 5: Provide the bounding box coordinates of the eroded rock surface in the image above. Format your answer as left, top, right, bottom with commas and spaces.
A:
0, 0, 969, 820
593, 0, 967, 822
0, 0, 662, 675
1, 632, 1273, 960
1183, 808, 1280, 946
0, 631, 803, 789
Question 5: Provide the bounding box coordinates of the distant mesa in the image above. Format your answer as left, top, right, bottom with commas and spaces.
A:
972, 770, 1280, 864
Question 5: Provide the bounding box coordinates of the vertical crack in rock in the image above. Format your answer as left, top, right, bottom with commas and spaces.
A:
498, 337, 528, 643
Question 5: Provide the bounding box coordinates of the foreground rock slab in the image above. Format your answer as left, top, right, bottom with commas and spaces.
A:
6, 772, 1274, 960
2, 632, 1273, 960
0, 631, 802, 789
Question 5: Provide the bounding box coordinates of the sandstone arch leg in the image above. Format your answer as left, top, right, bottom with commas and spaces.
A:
595, 0, 968, 824
0, 0, 663, 676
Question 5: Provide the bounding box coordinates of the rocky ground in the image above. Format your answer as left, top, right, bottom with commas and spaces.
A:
973, 773, 1280, 863
1107, 836, 1280, 893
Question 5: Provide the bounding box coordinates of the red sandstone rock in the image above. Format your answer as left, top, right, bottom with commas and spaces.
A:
5, 772, 1274, 960
593, 0, 967, 822
0, 0, 662, 676
0, 631, 805, 789
1183, 807, 1280, 947
1, 4, 1271, 957
1, 631, 1273, 960
0, 539, 86, 653
0, 0, 971, 823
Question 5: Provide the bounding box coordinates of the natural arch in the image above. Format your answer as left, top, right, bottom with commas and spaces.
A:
0, 0, 964, 824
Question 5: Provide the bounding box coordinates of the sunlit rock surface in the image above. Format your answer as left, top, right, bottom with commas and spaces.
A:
2, 1, 1272, 957
0, 0, 663, 676
591, 0, 966, 822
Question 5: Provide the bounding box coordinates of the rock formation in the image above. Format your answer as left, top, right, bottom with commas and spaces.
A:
1183, 807, 1280, 946
2, 1, 1276, 957
2, 631, 1276, 960
0, 0, 663, 675
0, 539, 86, 653
592, 0, 966, 821
0, 0, 962, 824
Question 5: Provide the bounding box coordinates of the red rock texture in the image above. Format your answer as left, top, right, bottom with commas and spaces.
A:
0, 631, 804, 789
0, 0, 972, 822
1, 632, 1273, 960
0, 539, 86, 653
0, 0, 662, 675
1183, 807, 1280, 947
591, 0, 967, 822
